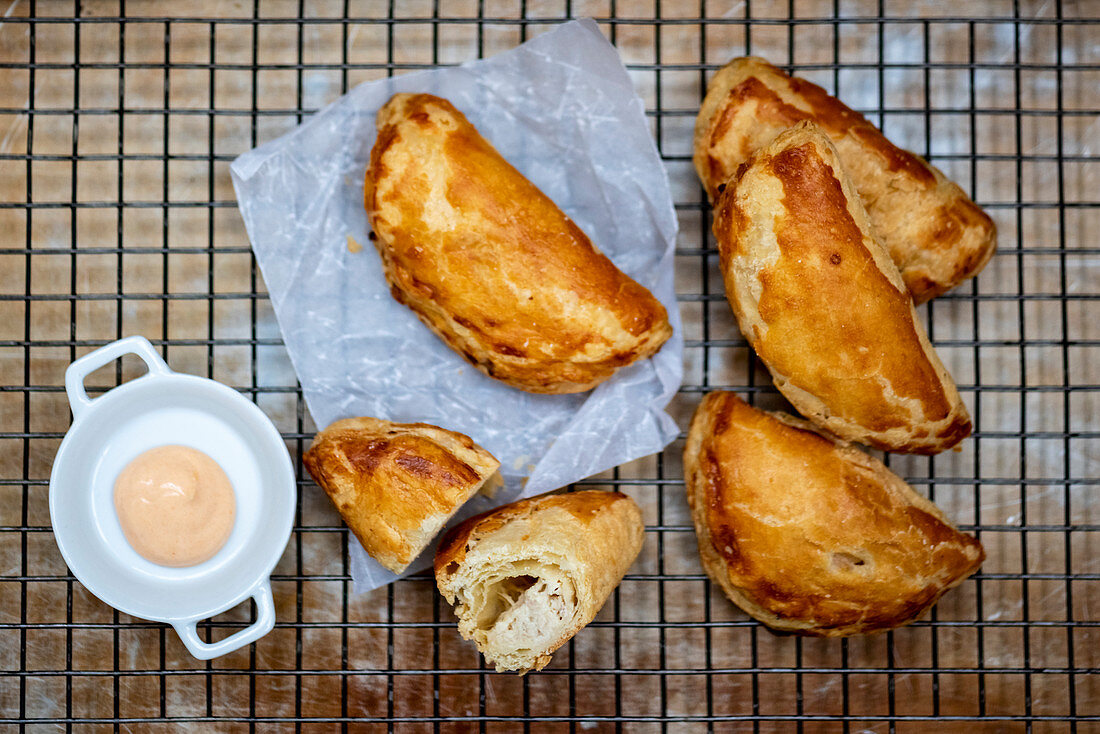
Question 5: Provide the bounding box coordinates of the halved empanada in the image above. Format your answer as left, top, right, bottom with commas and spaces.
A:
303, 417, 499, 574
435, 490, 644, 673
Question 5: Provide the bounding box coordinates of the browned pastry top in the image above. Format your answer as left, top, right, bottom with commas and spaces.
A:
434, 490, 627, 576
365, 93, 671, 393
684, 391, 985, 636
303, 416, 499, 573
702, 67, 936, 194
695, 56, 996, 303
713, 122, 971, 453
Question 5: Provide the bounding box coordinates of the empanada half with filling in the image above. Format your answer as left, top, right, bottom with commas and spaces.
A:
435, 490, 644, 673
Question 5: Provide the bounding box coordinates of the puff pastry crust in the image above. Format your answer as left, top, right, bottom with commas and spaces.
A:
713, 121, 971, 454
695, 56, 996, 304
303, 417, 500, 574
364, 93, 672, 394
684, 391, 985, 637
435, 490, 644, 673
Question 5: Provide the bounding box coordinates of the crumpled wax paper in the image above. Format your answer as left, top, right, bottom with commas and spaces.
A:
229, 18, 683, 593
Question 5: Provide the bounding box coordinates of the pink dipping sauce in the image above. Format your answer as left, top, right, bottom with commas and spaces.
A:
113, 445, 236, 567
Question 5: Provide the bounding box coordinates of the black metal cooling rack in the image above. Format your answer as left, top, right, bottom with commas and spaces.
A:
1, 0, 1097, 731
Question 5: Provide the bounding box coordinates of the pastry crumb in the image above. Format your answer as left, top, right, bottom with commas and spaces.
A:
480, 471, 505, 499
346, 234, 363, 253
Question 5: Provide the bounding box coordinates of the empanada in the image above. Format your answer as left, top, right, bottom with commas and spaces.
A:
684, 391, 985, 637
695, 56, 995, 303
435, 490, 644, 673
713, 121, 971, 454
365, 93, 672, 394
303, 417, 500, 574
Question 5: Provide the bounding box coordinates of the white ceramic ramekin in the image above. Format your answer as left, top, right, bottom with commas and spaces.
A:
49, 336, 296, 660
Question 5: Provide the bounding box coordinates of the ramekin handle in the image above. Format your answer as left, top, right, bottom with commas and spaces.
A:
64, 336, 172, 418
172, 581, 276, 661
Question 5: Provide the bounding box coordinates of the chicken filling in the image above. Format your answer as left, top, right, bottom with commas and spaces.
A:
476, 573, 576, 654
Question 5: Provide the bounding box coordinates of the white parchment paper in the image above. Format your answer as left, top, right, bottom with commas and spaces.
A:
230, 19, 683, 593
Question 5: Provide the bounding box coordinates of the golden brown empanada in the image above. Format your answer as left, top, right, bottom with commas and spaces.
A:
713, 121, 971, 454
684, 391, 985, 637
435, 490, 644, 673
364, 93, 672, 394
303, 417, 500, 574
695, 56, 995, 304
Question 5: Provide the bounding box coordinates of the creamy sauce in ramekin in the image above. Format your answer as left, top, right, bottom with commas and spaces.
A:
113, 445, 236, 567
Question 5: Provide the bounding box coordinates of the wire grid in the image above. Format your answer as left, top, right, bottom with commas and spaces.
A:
0, 0, 1097, 731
